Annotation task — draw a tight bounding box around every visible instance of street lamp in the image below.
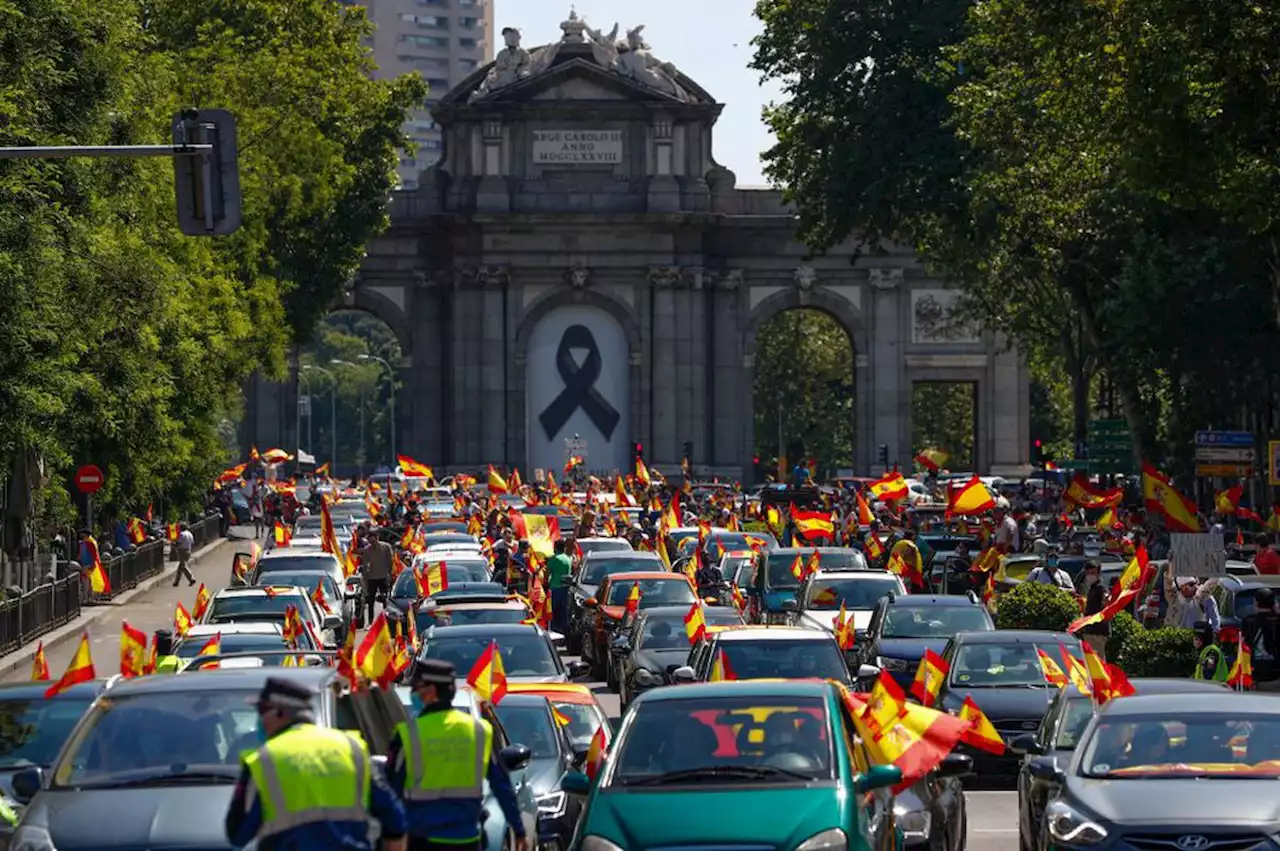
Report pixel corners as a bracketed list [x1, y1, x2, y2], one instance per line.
[296, 370, 312, 461]
[331, 359, 365, 479]
[302, 364, 337, 475]
[359, 353, 397, 465]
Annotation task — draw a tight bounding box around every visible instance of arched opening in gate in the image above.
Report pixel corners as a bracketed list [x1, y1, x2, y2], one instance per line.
[752, 308, 856, 482]
[911, 381, 977, 472]
[299, 309, 404, 479]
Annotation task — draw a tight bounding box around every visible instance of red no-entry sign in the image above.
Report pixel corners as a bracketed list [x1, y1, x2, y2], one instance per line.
[75, 465, 105, 495]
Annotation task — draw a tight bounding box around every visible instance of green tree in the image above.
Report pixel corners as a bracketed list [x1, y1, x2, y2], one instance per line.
[753, 309, 855, 475]
[910, 383, 975, 471]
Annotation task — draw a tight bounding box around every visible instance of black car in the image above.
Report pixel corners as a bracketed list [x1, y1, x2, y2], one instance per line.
[853, 592, 995, 691]
[385, 576, 504, 637]
[614, 605, 744, 708]
[566, 550, 664, 653]
[492, 694, 587, 850]
[9, 666, 408, 851]
[1013, 678, 1230, 851]
[413, 623, 589, 685]
[1023, 692, 1280, 851]
[935, 629, 1082, 776]
[894, 754, 973, 851]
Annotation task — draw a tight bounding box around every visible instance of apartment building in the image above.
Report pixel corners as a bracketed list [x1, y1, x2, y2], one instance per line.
[358, 0, 494, 189]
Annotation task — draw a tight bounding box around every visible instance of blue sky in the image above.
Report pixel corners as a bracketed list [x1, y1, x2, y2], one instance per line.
[505, 0, 783, 186]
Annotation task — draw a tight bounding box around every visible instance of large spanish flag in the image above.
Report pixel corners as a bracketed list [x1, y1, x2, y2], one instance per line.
[356, 613, 397, 686]
[397, 454, 434, 478]
[792, 509, 835, 542]
[868, 472, 909, 502]
[1141, 462, 1200, 532]
[467, 640, 509, 704]
[46, 634, 95, 698]
[509, 510, 561, 559]
[946, 475, 995, 517]
[847, 687, 968, 792]
[1068, 544, 1152, 634]
[1062, 474, 1123, 510]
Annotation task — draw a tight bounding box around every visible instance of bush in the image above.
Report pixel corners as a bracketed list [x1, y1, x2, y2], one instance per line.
[1106, 610, 1142, 662]
[994, 581, 1080, 631]
[743, 521, 771, 534]
[1117, 626, 1196, 678]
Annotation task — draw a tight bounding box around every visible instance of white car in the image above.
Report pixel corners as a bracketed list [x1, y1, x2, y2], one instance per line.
[172, 622, 323, 669]
[790, 568, 907, 637]
[424, 540, 483, 555]
[202, 585, 342, 648]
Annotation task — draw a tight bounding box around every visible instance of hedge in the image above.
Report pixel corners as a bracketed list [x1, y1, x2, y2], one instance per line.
[1106, 610, 1141, 662]
[994, 581, 1079, 632]
[1116, 626, 1196, 677]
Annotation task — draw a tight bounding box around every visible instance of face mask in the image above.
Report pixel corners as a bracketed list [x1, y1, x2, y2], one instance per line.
[1047, 556, 1059, 568]
[253, 719, 269, 746]
[410, 690, 425, 714]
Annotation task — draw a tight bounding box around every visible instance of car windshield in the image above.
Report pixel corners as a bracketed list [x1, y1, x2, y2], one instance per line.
[547, 701, 603, 749]
[255, 572, 339, 600]
[1056, 697, 1097, 750]
[882, 606, 991, 638]
[256, 555, 340, 575]
[206, 594, 308, 623]
[805, 576, 901, 610]
[393, 563, 487, 597]
[432, 607, 529, 628]
[421, 634, 559, 677]
[951, 642, 1065, 687]
[765, 554, 806, 590]
[175, 630, 314, 660]
[578, 540, 632, 558]
[718, 639, 848, 681]
[705, 533, 777, 557]
[611, 695, 833, 785]
[1080, 712, 1280, 778]
[637, 616, 689, 650]
[580, 558, 663, 585]
[53, 691, 258, 788]
[606, 579, 697, 607]
[493, 703, 559, 759]
[0, 698, 93, 769]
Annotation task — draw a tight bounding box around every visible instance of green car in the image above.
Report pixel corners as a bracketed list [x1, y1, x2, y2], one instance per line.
[562, 679, 904, 851]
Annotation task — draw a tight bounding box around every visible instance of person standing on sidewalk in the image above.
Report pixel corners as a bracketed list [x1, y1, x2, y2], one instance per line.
[173, 523, 196, 587]
[546, 539, 574, 633]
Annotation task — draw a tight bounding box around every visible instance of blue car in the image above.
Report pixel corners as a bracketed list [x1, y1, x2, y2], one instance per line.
[853, 592, 995, 691]
[750, 548, 866, 624]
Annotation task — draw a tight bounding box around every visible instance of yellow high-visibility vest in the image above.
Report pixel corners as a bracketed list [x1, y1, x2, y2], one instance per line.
[242, 724, 371, 838]
[395, 710, 492, 801]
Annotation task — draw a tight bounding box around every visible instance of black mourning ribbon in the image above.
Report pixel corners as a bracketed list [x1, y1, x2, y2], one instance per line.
[539, 324, 621, 442]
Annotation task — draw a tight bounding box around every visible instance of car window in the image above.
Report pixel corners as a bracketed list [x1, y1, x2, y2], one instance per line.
[257, 555, 341, 574]
[174, 631, 314, 661]
[1055, 697, 1097, 750]
[1080, 712, 1280, 777]
[805, 576, 902, 610]
[0, 698, 93, 769]
[717, 639, 848, 681]
[434, 607, 529, 628]
[421, 634, 559, 677]
[605, 579, 696, 607]
[881, 605, 991, 638]
[764, 553, 805, 590]
[254, 572, 339, 601]
[580, 558, 663, 585]
[207, 593, 308, 622]
[612, 696, 833, 783]
[53, 691, 260, 787]
[951, 642, 1064, 687]
[494, 702, 560, 758]
[637, 615, 688, 650]
[550, 701, 604, 749]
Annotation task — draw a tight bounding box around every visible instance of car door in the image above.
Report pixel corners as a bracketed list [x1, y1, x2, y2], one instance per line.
[480, 702, 539, 842]
[1023, 690, 1065, 846]
[857, 600, 888, 668]
[837, 696, 895, 851]
[590, 578, 614, 663]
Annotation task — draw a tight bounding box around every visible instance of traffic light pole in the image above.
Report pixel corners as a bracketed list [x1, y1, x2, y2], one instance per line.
[0, 145, 212, 159]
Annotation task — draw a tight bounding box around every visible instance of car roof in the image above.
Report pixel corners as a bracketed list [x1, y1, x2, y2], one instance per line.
[181, 622, 283, 636]
[955, 629, 1075, 643]
[885, 594, 981, 607]
[637, 679, 832, 702]
[585, 551, 662, 561]
[213, 585, 306, 597]
[768, 547, 860, 556]
[0, 679, 110, 700]
[425, 623, 547, 638]
[605, 571, 686, 582]
[106, 666, 334, 695]
[814, 569, 895, 581]
[714, 626, 833, 642]
[435, 600, 525, 611]
[260, 550, 339, 561]
[490, 693, 551, 711]
[1098, 692, 1271, 716]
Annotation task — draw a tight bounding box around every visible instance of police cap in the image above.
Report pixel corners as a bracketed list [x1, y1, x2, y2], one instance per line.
[250, 677, 316, 712]
[410, 659, 457, 686]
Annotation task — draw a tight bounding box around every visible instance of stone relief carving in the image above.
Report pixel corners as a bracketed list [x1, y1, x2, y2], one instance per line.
[477, 265, 511, 289]
[911, 288, 979, 344]
[647, 265, 682, 289]
[868, 267, 904, 290]
[565, 264, 591, 290]
[712, 269, 744, 291]
[794, 264, 817, 292]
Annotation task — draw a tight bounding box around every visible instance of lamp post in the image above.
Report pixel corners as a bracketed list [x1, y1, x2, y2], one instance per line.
[303, 364, 337, 475]
[331, 359, 365, 479]
[297, 370, 312, 461]
[359, 353, 396, 465]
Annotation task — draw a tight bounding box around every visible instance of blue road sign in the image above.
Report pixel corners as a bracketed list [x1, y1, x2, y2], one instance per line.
[1195, 430, 1254, 447]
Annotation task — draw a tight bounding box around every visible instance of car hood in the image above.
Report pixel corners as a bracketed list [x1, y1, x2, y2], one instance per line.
[29, 785, 235, 849]
[1069, 777, 1280, 825]
[523, 757, 564, 799]
[762, 590, 798, 611]
[876, 638, 949, 662]
[797, 610, 873, 633]
[589, 787, 841, 847]
[633, 649, 691, 672]
[576, 584, 599, 600]
[944, 685, 1052, 722]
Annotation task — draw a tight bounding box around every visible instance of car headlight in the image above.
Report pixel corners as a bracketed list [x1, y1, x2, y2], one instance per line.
[893, 806, 932, 842]
[633, 668, 661, 687]
[536, 791, 567, 818]
[796, 828, 847, 851]
[1046, 801, 1108, 846]
[580, 836, 625, 851]
[11, 826, 57, 851]
[879, 657, 912, 672]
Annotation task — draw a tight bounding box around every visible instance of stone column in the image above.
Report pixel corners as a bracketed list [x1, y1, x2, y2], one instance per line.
[476, 120, 509, 213]
[451, 267, 485, 465]
[990, 337, 1030, 475]
[649, 265, 681, 461]
[475, 266, 511, 465]
[868, 267, 907, 474]
[647, 117, 681, 213]
[708, 269, 744, 469]
[409, 271, 448, 465]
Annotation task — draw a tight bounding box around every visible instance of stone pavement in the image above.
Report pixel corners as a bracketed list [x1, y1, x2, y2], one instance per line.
[0, 527, 259, 682]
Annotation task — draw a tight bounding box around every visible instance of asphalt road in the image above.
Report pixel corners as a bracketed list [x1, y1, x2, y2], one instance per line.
[8, 528, 1022, 851]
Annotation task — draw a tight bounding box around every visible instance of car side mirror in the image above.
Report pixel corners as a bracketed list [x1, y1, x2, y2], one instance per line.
[322, 615, 343, 632]
[670, 665, 697, 684]
[571, 742, 591, 768]
[1009, 734, 1043, 756]
[567, 660, 591, 680]
[934, 753, 973, 779]
[781, 599, 799, 612]
[1027, 756, 1063, 783]
[499, 744, 532, 772]
[583, 597, 599, 609]
[853, 764, 902, 793]
[561, 771, 593, 795]
[12, 766, 43, 804]
[856, 664, 882, 681]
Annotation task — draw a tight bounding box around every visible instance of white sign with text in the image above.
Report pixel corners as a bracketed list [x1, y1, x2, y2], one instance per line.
[1170, 531, 1227, 576]
[532, 129, 623, 165]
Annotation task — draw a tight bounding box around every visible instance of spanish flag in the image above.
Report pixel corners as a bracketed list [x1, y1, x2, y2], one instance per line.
[336, 619, 358, 684]
[273, 522, 291, 547]
[847, 688, 968, 793]
[1215, 485, 1244, 516]
[197, 632, 221, 670]
[1059, 646, 1092, 693]
[1068, 545, 1152, 634]
[397, 454, 434, 478]
[946, 475, 995, 517]
[635, 458, 652, 488]
[834, 604, 855, 650]
[914, 448, 949, 473]
[356, 613, 397, 687]
[1228, 641, 1253, 689]
[584, 725, 608, 779]
[488, 465, 509, 494]
[683, 602, 707, 644]
[909, 649, 949, 707]
[173, 602, 193, 637]
[708, 649, 738, 682]
[419, 562, 449, 596]
[958, 697, 1005, 755]
[31, 641, 49, 681]
[1062, 474, 1123, 510]
[509, 510, 560, 559]
[261, 448, 291, 464]
[868, 472, 909, 502]
[625, 582, 642, 615]
[45, 634, 95, 698]
[311, 579, 334, 615]
[467, 640, 509, 704]
[1036, 648, 1068, 687]
[792, 510, 835, 543]
[120, 621, 147, 678]
[83, 536, 111, 595]
[1140, 462, 1200, 532]
[854, 490, 876, 526]
[167, 522, 179, 542]
[126, 517, 147, 545]
[192, 583, 211, 621]
[314, 462, 330, 477]
[861, 671, 909, 736]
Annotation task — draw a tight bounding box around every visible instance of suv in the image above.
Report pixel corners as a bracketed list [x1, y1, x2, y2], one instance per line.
[853, 592, 995, 690]
[672, 625, 867, 687]
[786, 567, 906, 641]
[9, 665, 408, 851]
[748, 547, 868, 625]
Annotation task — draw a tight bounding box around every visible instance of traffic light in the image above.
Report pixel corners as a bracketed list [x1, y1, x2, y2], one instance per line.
[877, 444, 889, 467]
[1034, 439, 1048, 468]
[682, 440, 693, 466]
[172, 108, 242, 236]
[633, 442, 644, 461]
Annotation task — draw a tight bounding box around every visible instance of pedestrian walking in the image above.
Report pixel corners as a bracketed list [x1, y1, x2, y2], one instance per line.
[173, 523, 196, 587]
[546, 539, 574, 634]
[151, 629, 183, 674]
[226, 677, 407, 850]
[388, 660, 529, 851]
[357, 528, 394, 623]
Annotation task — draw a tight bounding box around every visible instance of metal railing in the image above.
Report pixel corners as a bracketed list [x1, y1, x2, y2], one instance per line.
[0, 512, 223, 655]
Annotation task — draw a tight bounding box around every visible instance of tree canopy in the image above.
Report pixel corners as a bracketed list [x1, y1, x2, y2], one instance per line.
[0, 0, 425, 529]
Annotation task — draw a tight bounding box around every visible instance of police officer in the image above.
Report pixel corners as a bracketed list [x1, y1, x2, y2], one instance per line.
[225, 677, 408, 851]
[1192, 621, 1228, 682]
[387, 660, 529, 851]
[152, 629, 182, 674]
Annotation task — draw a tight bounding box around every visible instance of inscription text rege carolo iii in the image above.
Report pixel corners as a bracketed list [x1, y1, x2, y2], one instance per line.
[532, 130, 623, 164]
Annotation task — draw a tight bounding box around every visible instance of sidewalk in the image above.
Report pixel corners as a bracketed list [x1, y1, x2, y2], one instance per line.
[0, 528, 253, 682]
